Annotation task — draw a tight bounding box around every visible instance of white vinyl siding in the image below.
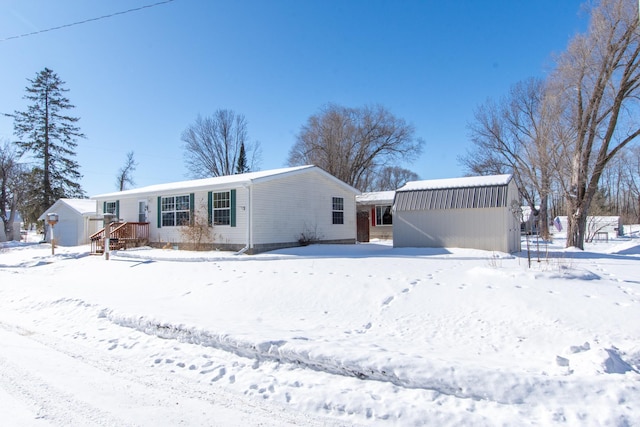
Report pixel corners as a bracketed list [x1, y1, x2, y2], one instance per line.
[250, 171, 356, 246]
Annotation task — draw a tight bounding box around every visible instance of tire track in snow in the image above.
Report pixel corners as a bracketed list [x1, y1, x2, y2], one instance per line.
[0, 341, 132, 426]
[0, 318, 342, 427]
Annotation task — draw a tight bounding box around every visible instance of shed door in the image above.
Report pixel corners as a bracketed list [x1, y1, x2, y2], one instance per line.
[357, 211, 370, 242]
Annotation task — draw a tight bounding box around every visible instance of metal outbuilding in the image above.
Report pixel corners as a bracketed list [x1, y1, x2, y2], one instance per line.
[393, 174, 521, 253]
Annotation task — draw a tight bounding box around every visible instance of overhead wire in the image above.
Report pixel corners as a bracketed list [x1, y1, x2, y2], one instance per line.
[0, 0, 176, 42]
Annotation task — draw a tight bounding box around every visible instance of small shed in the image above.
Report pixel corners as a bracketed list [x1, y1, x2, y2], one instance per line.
[356, 191, 395, 241]
[38, 199, 100, 246]
[393, 174, 521, 253]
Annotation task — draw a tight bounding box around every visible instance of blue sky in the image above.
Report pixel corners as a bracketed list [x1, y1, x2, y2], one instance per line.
[0, 0, 587, 197]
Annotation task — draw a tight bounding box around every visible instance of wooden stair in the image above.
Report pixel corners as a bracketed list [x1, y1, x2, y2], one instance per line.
[90, 222, 150, 254]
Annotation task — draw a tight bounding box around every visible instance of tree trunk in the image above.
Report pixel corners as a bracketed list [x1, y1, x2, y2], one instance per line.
[538, 194, 550, 240]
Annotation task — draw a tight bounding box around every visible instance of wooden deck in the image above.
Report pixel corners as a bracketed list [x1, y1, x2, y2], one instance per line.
[90, 222, 150, 254]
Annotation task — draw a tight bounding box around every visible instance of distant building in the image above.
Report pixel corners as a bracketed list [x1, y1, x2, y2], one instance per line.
[356, 191, 395, 242]
[0, 211, 22, 242]
[554, 216, 622, 241]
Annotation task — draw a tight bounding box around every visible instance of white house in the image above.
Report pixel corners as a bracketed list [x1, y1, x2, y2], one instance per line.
[553, 215, 623, 241]
[0, 211, 22, 242]
[91, 165, 360, 254]
[38, 199, 101, 246]
[393, 174, 521, 253]
[356, 191, 395, 242]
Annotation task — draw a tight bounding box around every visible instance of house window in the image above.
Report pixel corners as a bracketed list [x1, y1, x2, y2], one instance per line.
[213, 191, 230, 225]
[105, 201, 117, 215]
[161, 195, 190, 227]
[376, 205, 393, 225]
[332, 197, 344, 224]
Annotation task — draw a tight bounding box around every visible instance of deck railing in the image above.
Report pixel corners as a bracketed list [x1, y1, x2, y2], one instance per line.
[90, 222, 149, 254]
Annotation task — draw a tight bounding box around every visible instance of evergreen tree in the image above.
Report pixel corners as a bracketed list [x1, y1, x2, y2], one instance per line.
[236, 141, 249, 174]
[10, 68, 85, 216]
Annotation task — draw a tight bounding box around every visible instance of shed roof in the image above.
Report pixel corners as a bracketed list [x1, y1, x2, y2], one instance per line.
[92, 165, 360, 199]
[38, 198, 98, 221]
[394, 174, 513, 211]
[398, 174, 512, 192]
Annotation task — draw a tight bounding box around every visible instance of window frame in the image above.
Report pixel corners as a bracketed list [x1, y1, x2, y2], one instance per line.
[105, 201, 117, 215]
[332, 196, 344, 225]
[212, 191, 231, 226]
[375, 204, 393, 226]
[161, 194, 191, 227]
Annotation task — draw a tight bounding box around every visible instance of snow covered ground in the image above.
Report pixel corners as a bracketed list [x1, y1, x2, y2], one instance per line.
[1, 230, 639, 426]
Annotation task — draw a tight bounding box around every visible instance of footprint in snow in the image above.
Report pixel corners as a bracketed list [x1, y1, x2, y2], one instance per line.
[210, 367, 226, 382]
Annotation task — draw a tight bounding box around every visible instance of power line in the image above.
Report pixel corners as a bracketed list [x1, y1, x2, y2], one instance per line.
[0, 0, 176, 42]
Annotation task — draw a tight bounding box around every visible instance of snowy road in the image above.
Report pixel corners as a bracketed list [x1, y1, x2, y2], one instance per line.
[0, 321, 340, 427]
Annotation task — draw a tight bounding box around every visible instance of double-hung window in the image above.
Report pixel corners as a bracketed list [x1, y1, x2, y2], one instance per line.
[376, 205, 393, 225]
[161, 195, 190, 226]
[105, 201, 117, 215]
[212, 191, 230, 225]
[332, 197, 344, 225]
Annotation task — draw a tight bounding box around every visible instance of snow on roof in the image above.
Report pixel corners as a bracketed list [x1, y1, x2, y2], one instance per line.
[356, 191, 395, 204]
[62, 198, 98, 215]
[37, 198, 98, 221]
[91, 165, 318, 199]
[397, 174, 512, 192]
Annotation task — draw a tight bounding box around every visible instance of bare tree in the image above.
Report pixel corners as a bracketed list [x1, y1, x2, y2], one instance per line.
[550, 0, 640, 249]
[182, 110, 261, 178]
[461, 78, 560, 240]
[288, 104, 424, 190]
[116, 151, 137, 191]
[368, 166, 419, 191]
[0, 142, 26, 239]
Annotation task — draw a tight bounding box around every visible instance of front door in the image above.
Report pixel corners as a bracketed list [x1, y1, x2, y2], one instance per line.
[357, 210, 370, 242]
[138, 200, 148, 223]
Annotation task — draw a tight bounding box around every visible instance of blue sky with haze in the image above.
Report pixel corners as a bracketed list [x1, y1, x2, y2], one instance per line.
[0, 0, 587, 196]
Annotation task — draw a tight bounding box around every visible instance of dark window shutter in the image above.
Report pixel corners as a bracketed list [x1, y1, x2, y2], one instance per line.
[103, 201, 106, 214]
[116, 200, 120, 220]
[230, 189, 236, 227]
[157, 196, 162, 228]
[371, 207, 376, 227]
[189, 193, 195, 226]
[207, 192, 213, 226]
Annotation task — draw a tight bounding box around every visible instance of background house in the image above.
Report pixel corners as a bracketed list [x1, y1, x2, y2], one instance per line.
[38, 199, 101, 246]
[92, 165, 360, 254]
[0, 211, 22, 242]
[553, 215, 622, 241]
[393, 174, 521, 253]
[356, 191, 395, 242]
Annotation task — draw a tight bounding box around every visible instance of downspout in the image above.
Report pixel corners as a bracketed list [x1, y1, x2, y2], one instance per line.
[235, 181, 252, 255]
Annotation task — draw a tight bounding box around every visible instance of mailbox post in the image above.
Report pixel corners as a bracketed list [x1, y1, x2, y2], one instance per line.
[103, 213, 116, 260]
[46, 213, 59, 255]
